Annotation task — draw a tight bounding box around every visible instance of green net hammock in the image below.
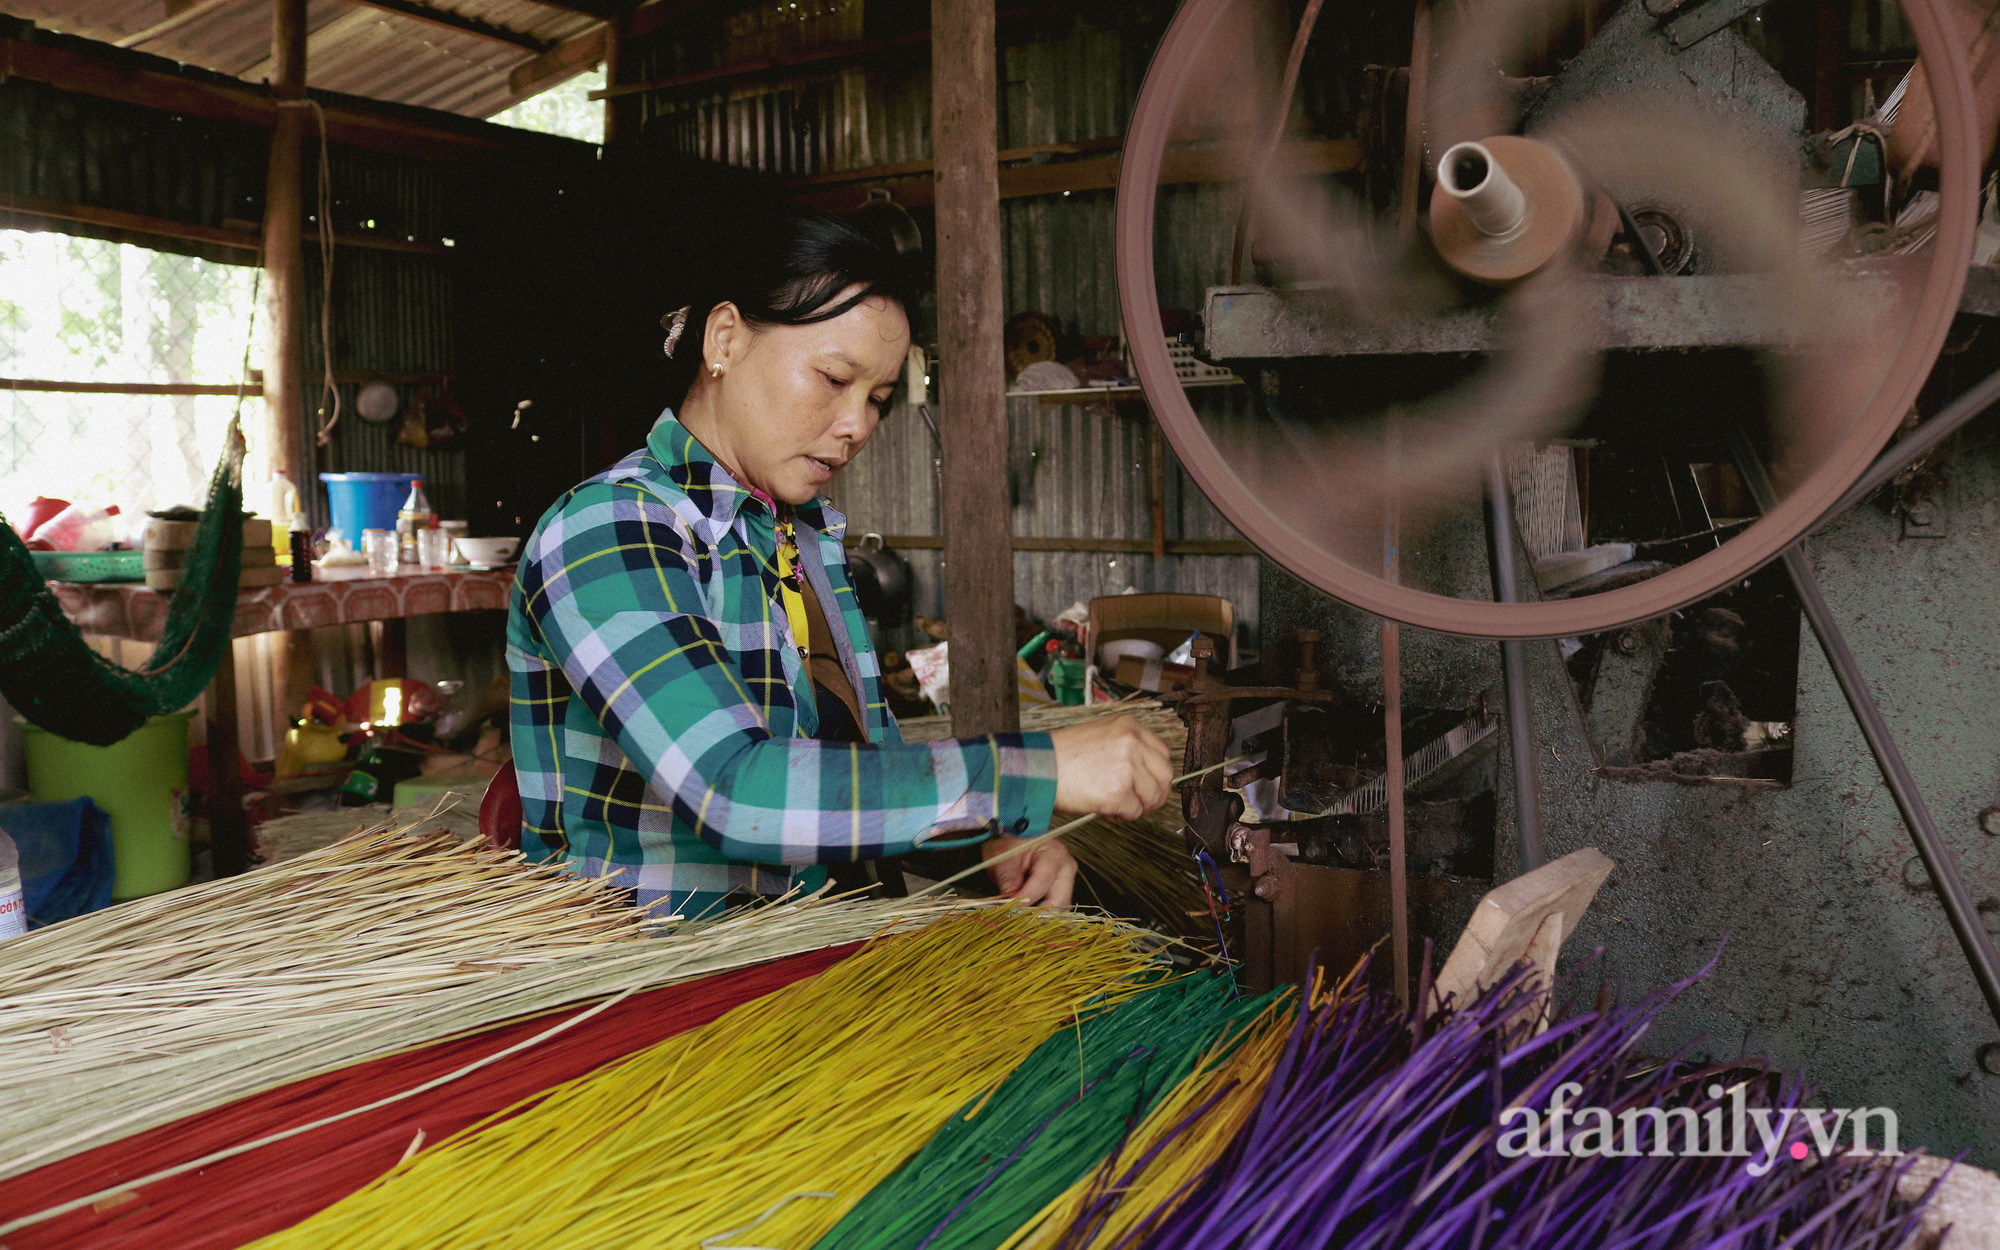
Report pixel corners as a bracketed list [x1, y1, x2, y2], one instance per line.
[0, 421, 246, 747]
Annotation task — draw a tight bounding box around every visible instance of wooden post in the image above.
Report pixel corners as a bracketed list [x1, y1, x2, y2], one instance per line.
[1385, 415, 1408, 1009]
[261, 0, 308, 501]
[1397, 0, 1432, 244]
[206, 641, 251, 876]
[932, 0, 1016, 735]
[372, 619, 408, 679]
[601, 13, 626, 147]
[1813, 0, 1842, 131]
[1147, 414, 1168, 561]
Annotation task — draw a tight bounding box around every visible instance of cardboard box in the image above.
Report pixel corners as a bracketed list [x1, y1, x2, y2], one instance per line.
[1088, 593, 1236, 671]
[1114, 654, 1197, 693]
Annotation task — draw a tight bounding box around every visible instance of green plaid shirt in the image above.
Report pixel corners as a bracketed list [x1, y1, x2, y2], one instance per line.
[507, 412, 1058, 916]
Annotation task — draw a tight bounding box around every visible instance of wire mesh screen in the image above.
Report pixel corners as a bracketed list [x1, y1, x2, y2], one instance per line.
[0, 227, 264, 523]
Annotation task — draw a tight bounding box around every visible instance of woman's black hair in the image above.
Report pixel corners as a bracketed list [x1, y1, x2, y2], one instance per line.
[662, 207, 922, 407]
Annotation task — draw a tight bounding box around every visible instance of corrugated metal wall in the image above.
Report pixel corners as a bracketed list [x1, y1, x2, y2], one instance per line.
[831, 391, 1261, 648]
[0, 72, 267, 256]
[297, 146, 475, 524]
[627, 7, 1263, 647]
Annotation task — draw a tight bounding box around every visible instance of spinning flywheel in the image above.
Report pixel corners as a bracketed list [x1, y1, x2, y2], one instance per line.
[1116, 0, 1981, 640]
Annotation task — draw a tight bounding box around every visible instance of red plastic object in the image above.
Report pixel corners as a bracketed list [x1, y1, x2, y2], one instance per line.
[21, 496, 68, 539]
[480, 762, 523, 851]
[304, 686, 347, 727]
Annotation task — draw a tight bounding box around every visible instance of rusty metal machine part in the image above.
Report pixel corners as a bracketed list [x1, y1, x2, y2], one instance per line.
[1607, 206, 1693, 275]
[1114, 0, 1981, 639]
[1178, 636, 1236, 859]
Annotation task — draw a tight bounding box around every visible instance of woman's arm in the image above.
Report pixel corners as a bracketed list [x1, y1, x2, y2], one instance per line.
[516, 480, 1056, 864]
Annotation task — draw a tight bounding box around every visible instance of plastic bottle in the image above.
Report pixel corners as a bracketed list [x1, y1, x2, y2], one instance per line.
[396, 479, 432, 566]
[269, 471, 300, 560]
[289, 512, 313, 583]
[0, 831, 25, 941]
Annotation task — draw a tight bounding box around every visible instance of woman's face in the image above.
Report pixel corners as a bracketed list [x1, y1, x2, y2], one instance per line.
[687, 287, 910, 506]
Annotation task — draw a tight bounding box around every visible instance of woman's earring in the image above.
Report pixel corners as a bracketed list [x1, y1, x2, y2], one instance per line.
[709, 362, 723, 377]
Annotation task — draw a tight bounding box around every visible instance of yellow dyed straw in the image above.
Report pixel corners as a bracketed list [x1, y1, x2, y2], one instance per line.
[251, 908, 1156, 1250]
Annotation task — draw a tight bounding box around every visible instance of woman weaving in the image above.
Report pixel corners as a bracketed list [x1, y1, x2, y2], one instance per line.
[506, 211, 1172, 920]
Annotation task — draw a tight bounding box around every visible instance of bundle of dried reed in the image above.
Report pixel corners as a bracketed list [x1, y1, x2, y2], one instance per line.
[250, 909, 1159, 1250]
[0, 818, 991, 1184]
[902, 702, 1208, 937]
[897, 698, 1187, 756]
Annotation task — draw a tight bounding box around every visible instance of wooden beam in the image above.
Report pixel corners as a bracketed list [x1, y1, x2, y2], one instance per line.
[788, 138, 1362, 211]
[2, 378, 264, 395]
[506, 24, 606, 97]
[933, 0, 1015, 736]
[783, 135, 1124, 188]
[839, 535, 1258, 555]
[252, 368, 457, 385]
[515, 0, 629, 16]
[345, 0, 551, 52]
[0, 37, 562, 168]
[0, 191, 259, 253]
[0, 191, 456, 256]
[595, 24, 931, 99]
[263, 0, 309, 501]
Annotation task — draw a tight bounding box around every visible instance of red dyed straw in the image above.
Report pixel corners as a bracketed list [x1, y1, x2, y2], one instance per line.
[0, 942, 861, 1249]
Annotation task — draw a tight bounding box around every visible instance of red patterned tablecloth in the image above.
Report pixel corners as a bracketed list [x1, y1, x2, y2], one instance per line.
[52, 565, 517, 642]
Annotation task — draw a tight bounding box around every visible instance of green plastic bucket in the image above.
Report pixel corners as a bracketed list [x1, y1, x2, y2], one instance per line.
[20, 711, 194, 899]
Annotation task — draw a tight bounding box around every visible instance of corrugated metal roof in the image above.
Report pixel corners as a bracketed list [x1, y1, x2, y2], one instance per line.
[0, 0, 598, 117]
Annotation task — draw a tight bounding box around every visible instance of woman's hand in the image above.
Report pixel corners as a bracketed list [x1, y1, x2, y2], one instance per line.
[982, 835, 1079, 907]
[1048, 715, 1174, 820]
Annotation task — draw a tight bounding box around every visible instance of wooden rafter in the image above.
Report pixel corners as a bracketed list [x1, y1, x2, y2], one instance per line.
[785, 138, 1363, 211]
[0, 36, 581, 168]
[345, 0, 552, 53]
[506, 23, 606, 98]
[513, 0, 631, 16]
[114, 0, 237, 49]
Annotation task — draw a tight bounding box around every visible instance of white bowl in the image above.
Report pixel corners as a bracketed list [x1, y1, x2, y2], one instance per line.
[453, 537, 520, 566]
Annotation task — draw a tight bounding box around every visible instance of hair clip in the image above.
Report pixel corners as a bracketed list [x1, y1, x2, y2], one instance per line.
[661, 305, 691, 359]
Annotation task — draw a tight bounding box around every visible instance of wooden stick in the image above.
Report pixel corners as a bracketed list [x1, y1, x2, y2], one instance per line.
[1385, 414, 1408, 1010]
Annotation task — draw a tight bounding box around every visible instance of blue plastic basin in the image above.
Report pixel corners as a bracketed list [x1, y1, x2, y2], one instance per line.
[320, 472, 416, 543]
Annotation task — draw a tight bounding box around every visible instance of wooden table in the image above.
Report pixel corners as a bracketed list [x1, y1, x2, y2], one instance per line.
[53, 565, 515, 875]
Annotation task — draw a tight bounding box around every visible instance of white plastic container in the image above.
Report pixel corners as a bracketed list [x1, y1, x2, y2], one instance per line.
[270, 470, 300, 561]
[0, 831, 24, 941]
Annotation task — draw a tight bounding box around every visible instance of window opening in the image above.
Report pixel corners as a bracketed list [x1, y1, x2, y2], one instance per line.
[0, 229, 264, 523]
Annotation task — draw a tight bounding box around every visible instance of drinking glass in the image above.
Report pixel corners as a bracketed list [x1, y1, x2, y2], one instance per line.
[418, 527, 452, 570]
[362, 528, 398, 576]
